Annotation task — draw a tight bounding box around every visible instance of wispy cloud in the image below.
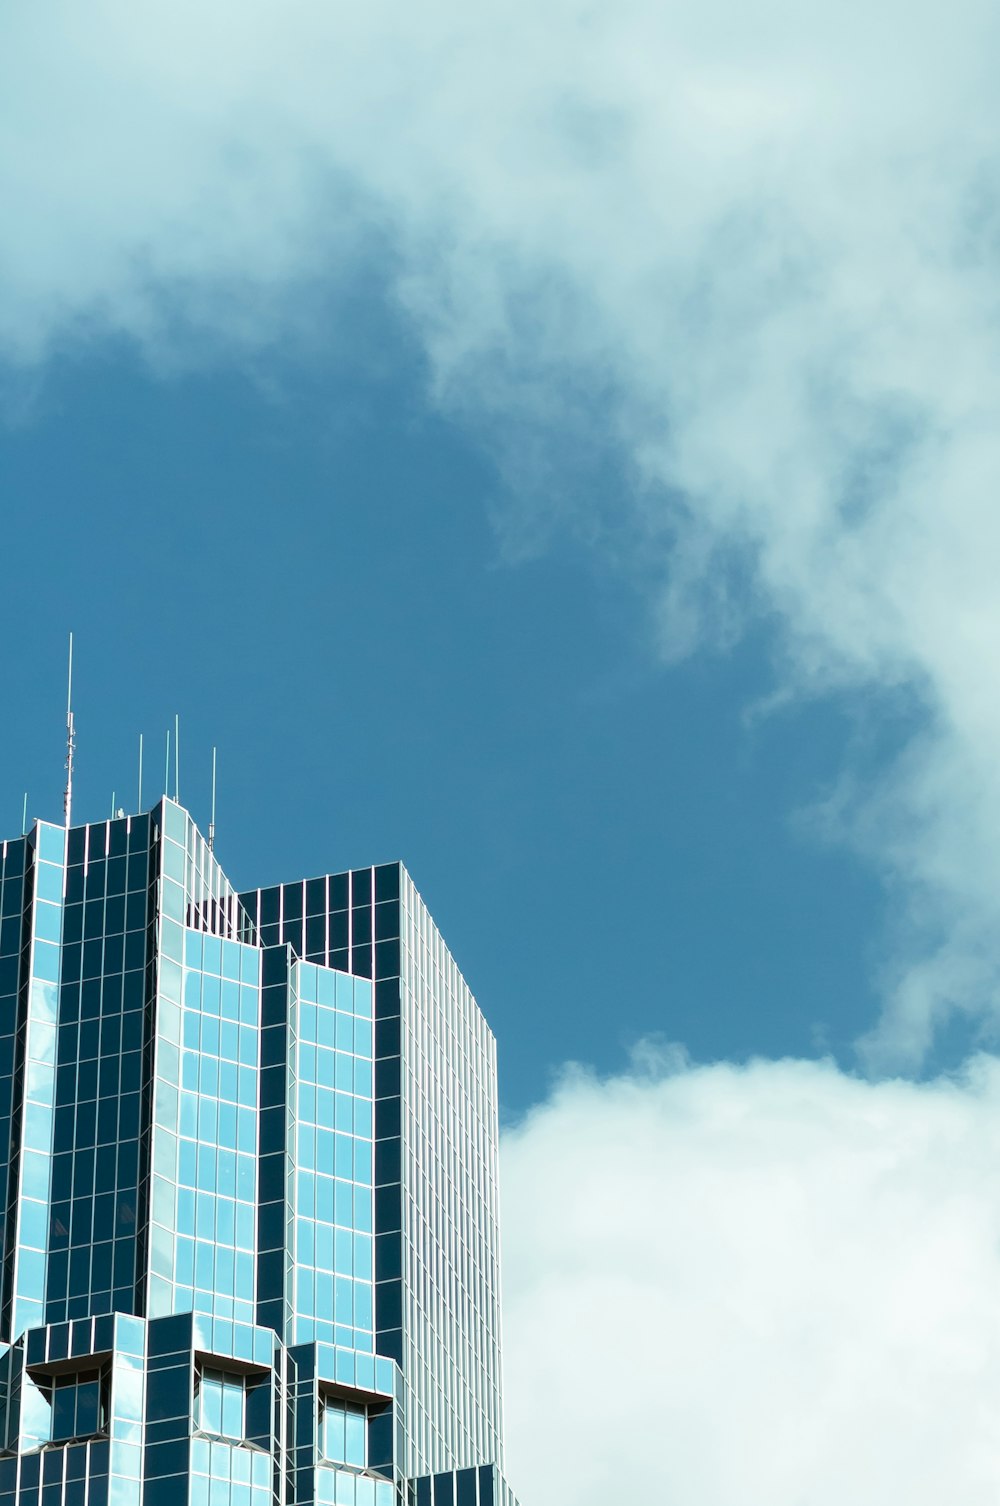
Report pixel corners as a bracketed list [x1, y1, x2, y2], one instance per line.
[502, 1048, 1000, 1504]
[6, 0, 1000, 1060]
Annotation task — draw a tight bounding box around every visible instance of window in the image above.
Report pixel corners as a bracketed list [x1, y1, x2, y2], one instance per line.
[197, 1368, 245, 1440]
[321, 1398, 366, 1468]
[46, 1368, 109, 1443]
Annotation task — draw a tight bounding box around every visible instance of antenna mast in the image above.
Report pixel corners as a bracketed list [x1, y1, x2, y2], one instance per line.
[64, 633, 75, 829]
[208, 747, 217, 853]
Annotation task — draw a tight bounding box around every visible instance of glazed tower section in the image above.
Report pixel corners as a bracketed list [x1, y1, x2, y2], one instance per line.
[0, 801, 518, 1506]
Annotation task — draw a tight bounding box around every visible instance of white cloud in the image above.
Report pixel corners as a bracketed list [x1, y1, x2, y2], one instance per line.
[6, 1, 1000, 1058]
[501, 1050, 1000, 1505]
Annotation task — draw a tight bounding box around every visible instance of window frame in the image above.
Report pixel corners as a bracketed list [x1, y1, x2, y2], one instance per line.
[320, 1394, 367, 1470]
[39, 1365, 111, 1445]
[196, 1366, 246, 1442]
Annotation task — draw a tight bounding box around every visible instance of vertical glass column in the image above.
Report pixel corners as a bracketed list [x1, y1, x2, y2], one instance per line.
[173, 930, 260, 1334]
[398, 871, 505, 1478]
[256, 947, 290, 1338]
[148, 799, 261, 1329]
[107, 1314, 147, 1506]
[287, 963, 374, 1350]
[9, 823, 65, 1339]
[49, 813, 154, 1327]
[146, 803, 187, 1319]
[0, 836, 28, 1344]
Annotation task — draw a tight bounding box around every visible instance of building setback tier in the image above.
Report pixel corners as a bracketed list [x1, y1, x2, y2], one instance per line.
[0, 801, 520, 1506]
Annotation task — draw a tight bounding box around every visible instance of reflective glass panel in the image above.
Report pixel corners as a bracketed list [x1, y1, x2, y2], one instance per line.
[322, 1400, 366, 1468]
[198, 1368, 245, 1441]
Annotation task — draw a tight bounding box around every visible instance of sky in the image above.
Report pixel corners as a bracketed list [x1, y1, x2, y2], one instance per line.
[4, 2, 1000, 1499]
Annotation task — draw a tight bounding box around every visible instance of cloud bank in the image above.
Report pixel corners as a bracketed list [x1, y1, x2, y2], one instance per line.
[501, 1051, 1000, 1504]
[6, 1, 1000, 1060]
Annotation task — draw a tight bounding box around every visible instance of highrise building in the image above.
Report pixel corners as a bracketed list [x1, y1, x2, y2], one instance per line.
[0, 801, 519, 1506]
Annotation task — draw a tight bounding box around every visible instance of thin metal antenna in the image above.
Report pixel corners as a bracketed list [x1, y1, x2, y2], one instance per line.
[110, 791, 116, 820]
[164, 728, 170, 798]
[174, 714, 180, 804]
[64, 633, 75, 829]
[137, 733, 144, 813]
[21, 793, 27, 836]
[208, 747, 217, 853]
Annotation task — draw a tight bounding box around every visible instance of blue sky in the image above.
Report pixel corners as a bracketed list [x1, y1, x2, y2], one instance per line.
[7, 5, 1000, 1501]
[2, 337, 887, 1104]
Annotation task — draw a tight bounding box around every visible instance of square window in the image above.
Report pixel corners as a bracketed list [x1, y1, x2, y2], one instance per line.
[197, 1368, 246, 1441]
[43, 1367, 110, 1444]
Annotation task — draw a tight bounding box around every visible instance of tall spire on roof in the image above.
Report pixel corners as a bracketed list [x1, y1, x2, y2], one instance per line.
[63, 632, 75, 829]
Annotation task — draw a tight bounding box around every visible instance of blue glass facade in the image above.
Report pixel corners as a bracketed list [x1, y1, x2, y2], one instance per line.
[238, 867, 505, 1480]
[0, 802, 518, 1506]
